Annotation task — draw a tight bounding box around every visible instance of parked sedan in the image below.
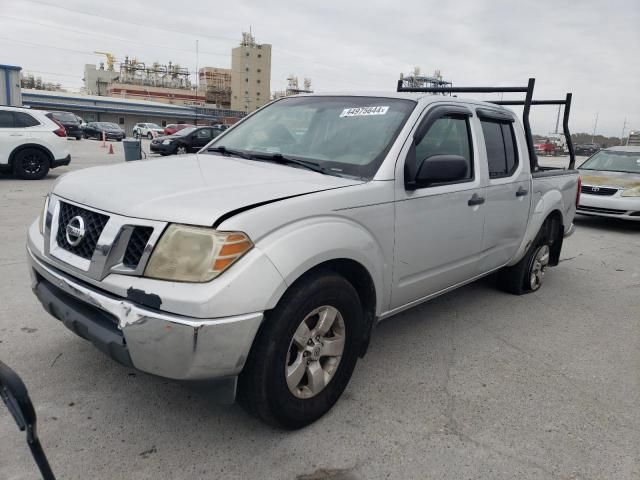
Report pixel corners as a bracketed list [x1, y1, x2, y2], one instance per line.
[575, 143, 601, 156]
[45, 111, 84, 140]
[577, 146, 640, 221]
[163, 123, 195, 135]
[83, 122, 125, 141]
[150, 126, 221, 155]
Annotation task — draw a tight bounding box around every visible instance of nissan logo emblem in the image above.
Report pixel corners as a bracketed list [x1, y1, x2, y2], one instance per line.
[65, 216, 86, 246]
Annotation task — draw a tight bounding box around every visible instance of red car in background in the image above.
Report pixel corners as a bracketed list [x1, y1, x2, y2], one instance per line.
[164, 123, 195, 135]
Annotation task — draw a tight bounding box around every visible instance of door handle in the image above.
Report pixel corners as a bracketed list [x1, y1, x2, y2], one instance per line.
[467, 193, 485, 206]
[516, 186, 529, 197]
[9, 134, 24, 137]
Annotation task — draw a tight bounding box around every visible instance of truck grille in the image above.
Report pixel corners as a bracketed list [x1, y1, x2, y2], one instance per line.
[123, 226, 153, 269]
[56, 202, 109, 260]
[581, 185, 618, 196]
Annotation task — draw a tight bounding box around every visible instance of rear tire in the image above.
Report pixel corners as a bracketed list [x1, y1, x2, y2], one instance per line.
[147, 132, 153, 140]
[498, 226, 552, 295]
[13, 148, 50, 180]
[238, 271, 364, 429]
[76, 135, 82, 141]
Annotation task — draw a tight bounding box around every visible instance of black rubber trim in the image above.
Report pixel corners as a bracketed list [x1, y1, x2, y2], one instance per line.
[33, 272, 133, 368]
[52, 154, 71, 168]
[476, 108, 515, 122]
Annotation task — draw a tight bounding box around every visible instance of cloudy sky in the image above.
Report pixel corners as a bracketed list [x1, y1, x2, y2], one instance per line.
[1, 0, 638, 136]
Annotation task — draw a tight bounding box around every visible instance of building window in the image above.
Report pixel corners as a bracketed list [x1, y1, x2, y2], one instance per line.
[234, 95, 238, 99]
[257, 79, 261, 83]
[257, 54, 262, 58]
[257, 68, 261, 73]
[246, 52, 250, 57]
[245, 67, 249, 72]
[257, 92, 260, 96]
[161, 120, 167, 127]
[118, 117, 125, 125]
[245, 78, 249, 82]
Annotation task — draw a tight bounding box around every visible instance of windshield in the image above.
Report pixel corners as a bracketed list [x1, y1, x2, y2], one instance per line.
[174, 127, 196, 136]
[52, 112, 78, 122]
[98, 122, 120, 129]
[579, 150, 640, 174]
[206, 96, 416, 178]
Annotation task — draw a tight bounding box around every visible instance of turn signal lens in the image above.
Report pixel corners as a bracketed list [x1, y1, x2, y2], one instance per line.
[39, 195, 50, 235]
[144, 225, 253, 282]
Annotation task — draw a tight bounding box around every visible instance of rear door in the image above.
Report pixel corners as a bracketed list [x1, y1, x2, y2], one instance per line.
[0, 111, 26, 165]
[391, 104, 487, 309]
[476, 109, 531, 272]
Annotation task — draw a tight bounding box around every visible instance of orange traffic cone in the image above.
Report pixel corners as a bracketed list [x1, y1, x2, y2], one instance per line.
[108, 144, 114, 154]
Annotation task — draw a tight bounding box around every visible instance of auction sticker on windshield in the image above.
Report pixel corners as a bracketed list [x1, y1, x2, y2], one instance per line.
[340, 106, 389, 117]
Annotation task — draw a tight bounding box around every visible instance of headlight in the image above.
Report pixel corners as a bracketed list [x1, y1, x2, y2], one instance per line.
[620, 187, 640, 197]
[144, 225, 253, 282]
[39, 195, 50, 235]
[162, 139, 173, 145]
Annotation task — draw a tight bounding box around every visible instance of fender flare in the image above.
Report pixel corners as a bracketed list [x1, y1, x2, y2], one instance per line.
[258, 216, 386, 317]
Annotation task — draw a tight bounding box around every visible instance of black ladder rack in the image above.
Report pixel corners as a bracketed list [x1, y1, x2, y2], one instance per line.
[396, 78, 576, 171]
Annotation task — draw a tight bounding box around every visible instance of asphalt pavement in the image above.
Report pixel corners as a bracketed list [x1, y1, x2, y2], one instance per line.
[1, 141, 638, 479]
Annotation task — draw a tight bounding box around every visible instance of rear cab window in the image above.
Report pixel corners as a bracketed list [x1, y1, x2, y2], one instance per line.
[480, 118, 519, 178]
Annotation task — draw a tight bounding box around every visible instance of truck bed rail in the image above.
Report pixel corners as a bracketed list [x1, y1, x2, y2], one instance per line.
[396, 78, 576, 171]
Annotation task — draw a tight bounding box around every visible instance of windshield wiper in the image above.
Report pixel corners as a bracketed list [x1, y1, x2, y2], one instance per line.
[207, 145, 254, 160]
[252, 152, 328, 175]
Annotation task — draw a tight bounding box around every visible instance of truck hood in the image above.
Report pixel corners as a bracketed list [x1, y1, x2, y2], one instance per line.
[53, 154, 363, 226]
[579, 170, 640, 189]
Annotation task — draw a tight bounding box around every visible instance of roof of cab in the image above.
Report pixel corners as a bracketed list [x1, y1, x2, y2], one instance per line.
[295, 91, 512, 110]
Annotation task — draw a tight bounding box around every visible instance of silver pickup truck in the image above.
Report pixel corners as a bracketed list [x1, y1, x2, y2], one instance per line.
[27, 79, 580, 428]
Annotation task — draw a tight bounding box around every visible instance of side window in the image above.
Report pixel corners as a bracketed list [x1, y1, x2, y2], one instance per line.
[118, 117, 125, 125]
[480, 119, 519, 178]
[15, 113, 40, 128]
[414, 116, 473, 182]
[0, 111, 15, 128]
[197, 129, 212, 139]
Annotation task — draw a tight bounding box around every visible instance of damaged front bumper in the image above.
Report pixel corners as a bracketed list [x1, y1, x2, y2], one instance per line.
[28, 247, 263, 391]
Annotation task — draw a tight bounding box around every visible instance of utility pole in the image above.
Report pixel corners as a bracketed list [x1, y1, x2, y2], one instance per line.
[195, 39, 199, 125]
[591, 112, 599, 144]
[620, 118, 627, 145]
[554, 104, 561, 134]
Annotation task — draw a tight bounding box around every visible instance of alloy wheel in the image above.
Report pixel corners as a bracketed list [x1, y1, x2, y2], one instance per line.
[285, 305, 346, 399]
[529, 245, 550, 291]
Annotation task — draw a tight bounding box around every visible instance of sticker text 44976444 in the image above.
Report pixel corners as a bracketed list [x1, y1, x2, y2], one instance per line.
[340, 106, 389, 117]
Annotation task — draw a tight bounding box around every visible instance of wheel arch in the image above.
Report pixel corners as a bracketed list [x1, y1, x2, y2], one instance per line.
[9, 143, 55, 168]
[268, 257, 378, 358]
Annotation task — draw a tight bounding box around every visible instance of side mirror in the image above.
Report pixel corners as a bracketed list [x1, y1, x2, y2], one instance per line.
[0, 361, 55, 479]
[415, 154, 468, 187]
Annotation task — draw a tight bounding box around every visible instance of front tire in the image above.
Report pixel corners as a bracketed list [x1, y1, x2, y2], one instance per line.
[13, 148, 50, 180]
[176, 144, 188, 155]
[238, 271, 364, 429]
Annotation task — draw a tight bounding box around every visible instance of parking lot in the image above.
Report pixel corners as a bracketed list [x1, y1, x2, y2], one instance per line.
[1, 139, 639, 479]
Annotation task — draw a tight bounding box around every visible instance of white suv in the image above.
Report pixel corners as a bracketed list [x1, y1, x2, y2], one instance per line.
[0, 106, 71, 180]
[133, 123, 164, 139]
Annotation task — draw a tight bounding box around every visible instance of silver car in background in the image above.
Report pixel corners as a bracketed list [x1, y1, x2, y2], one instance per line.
[577, 146, 640, 221]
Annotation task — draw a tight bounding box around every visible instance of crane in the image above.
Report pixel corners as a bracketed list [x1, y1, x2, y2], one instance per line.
[94, 51, 116, 71]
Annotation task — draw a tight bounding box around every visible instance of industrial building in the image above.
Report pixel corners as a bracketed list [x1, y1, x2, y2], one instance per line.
[199, 67, 232, 109]
[20, 89, 244, 135]
[231, 32, 272, 112]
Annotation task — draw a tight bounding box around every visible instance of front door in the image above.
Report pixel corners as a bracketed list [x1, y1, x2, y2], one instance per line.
[391, 106, 486, 310]
[192, 128, 214, 151]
